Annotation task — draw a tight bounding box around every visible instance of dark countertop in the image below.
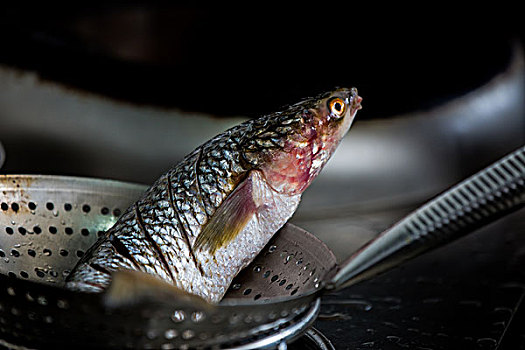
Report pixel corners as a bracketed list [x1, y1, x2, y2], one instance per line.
[311, 208, 525, 349]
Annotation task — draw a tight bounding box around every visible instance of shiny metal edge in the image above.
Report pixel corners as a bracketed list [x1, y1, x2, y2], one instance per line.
[0, 174, 148, 195]
[228, 298, 321, 350]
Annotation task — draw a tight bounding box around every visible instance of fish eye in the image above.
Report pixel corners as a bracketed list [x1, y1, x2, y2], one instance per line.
[328, 97, 346, 118]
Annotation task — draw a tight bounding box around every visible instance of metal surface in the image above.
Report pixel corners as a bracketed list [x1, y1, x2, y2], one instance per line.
[289, 327, 335, 350]
[0, 175, 145, 282]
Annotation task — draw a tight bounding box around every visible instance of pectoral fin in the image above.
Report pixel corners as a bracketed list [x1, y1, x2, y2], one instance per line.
[194, 171, 261, 254]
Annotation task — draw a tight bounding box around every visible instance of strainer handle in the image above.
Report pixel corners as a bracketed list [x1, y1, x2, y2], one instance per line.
[328, 145, 525, 291]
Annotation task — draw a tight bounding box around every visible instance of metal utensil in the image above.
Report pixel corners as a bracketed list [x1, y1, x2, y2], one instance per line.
[1, 145, 524, 349]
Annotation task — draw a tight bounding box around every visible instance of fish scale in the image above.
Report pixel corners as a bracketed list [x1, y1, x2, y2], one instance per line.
[66, 88, 362, 303]
[68, 123, 251, 299]
[138, 174, 202, 291]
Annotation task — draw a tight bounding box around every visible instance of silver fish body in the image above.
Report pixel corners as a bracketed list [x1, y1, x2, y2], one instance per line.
[66, 88, 362, 303]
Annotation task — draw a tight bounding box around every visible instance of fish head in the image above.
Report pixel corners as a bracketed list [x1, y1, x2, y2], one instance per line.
[306, 87, 362, 168]
[251, 87, 362, 195]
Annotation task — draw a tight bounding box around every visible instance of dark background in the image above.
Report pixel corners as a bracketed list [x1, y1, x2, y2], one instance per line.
[0, 5, 522, 118]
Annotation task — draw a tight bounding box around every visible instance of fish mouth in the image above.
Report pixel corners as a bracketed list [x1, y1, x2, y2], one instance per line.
[349, 87, 363, 114]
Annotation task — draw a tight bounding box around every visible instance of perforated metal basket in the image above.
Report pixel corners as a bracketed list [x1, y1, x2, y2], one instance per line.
[0, 175, 334, 349]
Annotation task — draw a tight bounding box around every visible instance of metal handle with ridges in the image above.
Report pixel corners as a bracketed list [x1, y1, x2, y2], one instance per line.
[329, 145, 525, 291]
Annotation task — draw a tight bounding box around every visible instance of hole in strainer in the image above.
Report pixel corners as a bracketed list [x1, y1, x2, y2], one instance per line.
[5, 227, 14, 235]
[82, 204, 91, 213]
[1, 203, 8, 211]
[64, 203, 72, 211]
[11, 203, 19, 212]
[164, 329, 178, 340]
[181, 330, 194, 340]
[28, 202, 37, 210]
[46, 202, 54, 211]
[171, 310, 185, 323]
[37, 296, 48, 306]
[57, 299, 69, 309]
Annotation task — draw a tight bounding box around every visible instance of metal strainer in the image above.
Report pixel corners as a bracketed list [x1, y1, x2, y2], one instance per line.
[0, 175, 332, 349]
[1, 145, 524, 349]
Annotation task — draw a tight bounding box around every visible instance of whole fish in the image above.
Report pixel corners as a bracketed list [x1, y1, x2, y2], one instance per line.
[66, 88, 362, 303]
